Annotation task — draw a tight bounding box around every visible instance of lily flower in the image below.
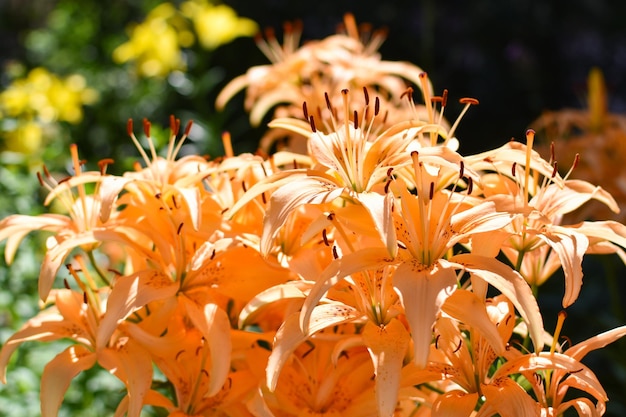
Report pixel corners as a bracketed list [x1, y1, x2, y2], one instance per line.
[0, 283, 153, 417]
[468, 131, 626, 307]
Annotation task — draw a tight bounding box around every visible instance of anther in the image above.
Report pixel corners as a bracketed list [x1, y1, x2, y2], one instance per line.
[210, 249, 216, 260]
[309, 115, 317, 132]
[63, 279, 71, 290]
[325, 92, 333, 111]
[322, 229, 330, 246]
[127, 118, 134, 136]
[374, 97, 380, 116]
[551, 162, 558, 178]
[184, 120, 193, 136]
[354, 110, 358, 129]
[363, 86, 370, 105]
[332, 246, 339, 259]
[459, 160, 464, 179]
[177, 223, 184, 235]
[441, 89, 448, 107]
[511, 162, 517, 177]
[459, 97, 479, 105]
[467, 176, 473, 194]
[303, 101, 309, 120]
[143, 118, 151, 137]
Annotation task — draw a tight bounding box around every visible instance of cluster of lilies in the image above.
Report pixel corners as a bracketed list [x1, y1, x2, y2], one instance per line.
[1, 13, 625, 417]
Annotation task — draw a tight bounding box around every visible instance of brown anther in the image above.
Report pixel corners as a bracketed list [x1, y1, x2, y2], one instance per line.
[127, 118, 134, 136]
[363, 87, 370, 105]
[302, 101, 309, 120]
[397, 241, 407, 250]
[400, 87, 414, 101]
[353, 110, 358, 129]
[435, 334, 440, 349]
[184, 120, 193, 136]
[511, 162, 517, 177]
[374, 96, 380, 116]
[98, 158, 115, 174]
[83, 292, 88, 304]
[241, 181, 247, 192]
[210, 249, 216, 260]
[63, 279, 71, 290]
[322, 229, 330, 246]
[327, 212, 336, 221]
[169, 115, 180, 135]
[332, 246, 339, 259]
[441, 89, 448, 107]
[325, 91, 333, 111]
[36, 171, 45, 187]
[177, 223, 184, 235]
[429, 182, 435, 200]
[384, 179, 392, 194]
[467, 176, 473, 194]
[551, 161, 558, 178]
[261, 192, 267, 204]
[309, 115, 317, 132]
[143, 118, 151, 137]
[459, 97, 479, 105]
[572, 153, 580, 169]
[459, 160, 465, 179]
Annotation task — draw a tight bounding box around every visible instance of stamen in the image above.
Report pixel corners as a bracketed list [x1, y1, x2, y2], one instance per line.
[467, 176, 473, 194]
[374, 96, 380, 116]
[309, 115, 317, 133]
[459, 160, 465, 179]
[363, 86, 370, 106]
[222, 131, 234, 158]
[322, 229, 330, 246]
[303, 101, 309, 120]
[550, 310, 567, 355]
[429, 182, 435, 200]
[354, 110, 358, 130]
[332, 245, 339, 259]
[169, 115, 180, 136]
[143, 118, 151, 138]
[177, 223, 184, 235]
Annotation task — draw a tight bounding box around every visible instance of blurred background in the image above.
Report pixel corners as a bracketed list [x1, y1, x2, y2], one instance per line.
[1, 0, 625, 415]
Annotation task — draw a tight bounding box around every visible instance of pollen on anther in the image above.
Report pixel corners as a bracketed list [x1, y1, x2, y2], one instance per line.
[309, 115, 317, 133]
[143, 118, 151, 137]
[459, 97, 479, 105]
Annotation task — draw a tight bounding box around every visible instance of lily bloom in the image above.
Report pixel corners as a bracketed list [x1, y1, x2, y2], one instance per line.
[0, 284, 153, 417]
[468, 131, 626, 307]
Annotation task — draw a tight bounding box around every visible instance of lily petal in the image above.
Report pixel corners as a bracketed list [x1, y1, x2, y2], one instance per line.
[393, 260, 457, 368]
[362, 318, 410, 417]
[40, 345, 96, 417]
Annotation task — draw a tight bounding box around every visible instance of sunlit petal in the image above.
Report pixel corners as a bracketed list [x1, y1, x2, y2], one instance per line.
[40, 345, 96, 417]
[362, 318, 410, 417]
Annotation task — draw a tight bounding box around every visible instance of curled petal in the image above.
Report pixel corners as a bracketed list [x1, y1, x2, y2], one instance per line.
[41, 345, 96, 417]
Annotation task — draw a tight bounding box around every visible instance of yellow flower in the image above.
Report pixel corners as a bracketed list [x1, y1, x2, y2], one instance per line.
[113, 3, 186, 77]
[181, 0, 258, 50]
